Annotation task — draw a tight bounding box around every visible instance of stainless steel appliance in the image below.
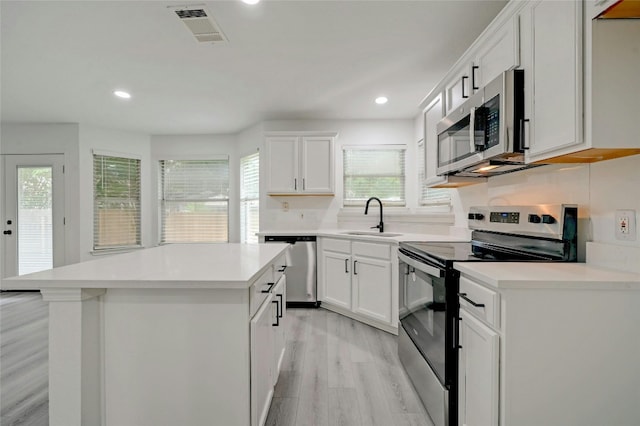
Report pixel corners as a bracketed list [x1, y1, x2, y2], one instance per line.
[398, 204, 578, 426]
[436, 69, 540, 178]
[264, 235, 319, 308]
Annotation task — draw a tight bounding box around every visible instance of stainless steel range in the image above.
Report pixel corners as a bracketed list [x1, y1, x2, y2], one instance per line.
[398, 204, 578, 426]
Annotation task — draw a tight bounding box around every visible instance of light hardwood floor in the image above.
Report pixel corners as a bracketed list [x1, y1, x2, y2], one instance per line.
[266, 308, 434, 426]
[0, 291, 49, 426]
[0, 295, 433, 426]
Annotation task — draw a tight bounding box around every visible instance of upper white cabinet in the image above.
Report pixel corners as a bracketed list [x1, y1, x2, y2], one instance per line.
[265, 133, 336, 195]
[471, 15, 520, 91]
[520, 0, 584, 162]
[445, 66, 471, 114]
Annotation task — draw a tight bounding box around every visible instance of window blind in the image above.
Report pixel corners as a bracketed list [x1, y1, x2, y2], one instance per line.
[240, 152, 260, 244]
[93, 154, 141, 250]
[159, 159, 229, 243]
[343, 146, 406, 207]
[418, 139, 451, 205]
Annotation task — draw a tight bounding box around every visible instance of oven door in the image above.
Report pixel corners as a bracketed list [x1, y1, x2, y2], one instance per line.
[398, 251, 448, 384]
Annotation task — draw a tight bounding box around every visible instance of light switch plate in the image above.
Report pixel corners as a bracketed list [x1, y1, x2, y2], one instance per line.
[615, 209, 636, 241]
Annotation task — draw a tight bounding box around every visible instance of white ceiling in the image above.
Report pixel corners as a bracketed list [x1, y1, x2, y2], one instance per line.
[1, 0, 507, 135]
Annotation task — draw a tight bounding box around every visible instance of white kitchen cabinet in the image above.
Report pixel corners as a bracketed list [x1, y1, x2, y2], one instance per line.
[423, 93, 447, 187]
[272, 274, 287, 386]
[319, 237, 396, 333]
[322, 250, 352, 310]
[455, 263, 640, 426]
[520, 0, 584, 162]
[352, 255, 392, 324]
[250, 290, 275, 426]
[444, 66, 470, 114]
[472, 14, 520, 91]
[458, 308, 499, 426]
[265, 133, 335, 195]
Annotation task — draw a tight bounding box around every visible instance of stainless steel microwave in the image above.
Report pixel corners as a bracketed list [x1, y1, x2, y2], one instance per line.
[436, 69, 525, 176]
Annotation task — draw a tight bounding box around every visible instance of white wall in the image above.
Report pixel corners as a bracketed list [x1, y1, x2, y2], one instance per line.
[150, 134, 240, 243]
[78, 125, 151, 261]
[1, 123, 81, 266]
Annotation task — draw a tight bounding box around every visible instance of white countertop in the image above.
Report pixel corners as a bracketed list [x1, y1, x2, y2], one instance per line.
[454, 261, 640, 290]
[258, 229, 469, 244]
[2, 243, 289, 290]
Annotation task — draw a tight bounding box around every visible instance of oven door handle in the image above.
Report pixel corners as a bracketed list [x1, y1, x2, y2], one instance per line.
[398, 252, 444, 278]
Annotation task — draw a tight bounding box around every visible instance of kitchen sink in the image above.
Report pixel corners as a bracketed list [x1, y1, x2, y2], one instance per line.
[340, 231, 403, 237]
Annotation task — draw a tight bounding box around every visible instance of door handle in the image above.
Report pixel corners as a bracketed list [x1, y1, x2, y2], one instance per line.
[345, 258, 349, 273]
[353, 260, 358, 275]
[272, 300, 280, 326]
[472, 65, 479, 90]
[261, 282, 275, 293]
[3, 230, 12, 235]
[277, 265, 287, 272]
[276, 294, 283, 318]
[294, 178, 297, 190]
[461, 75, 469, 98]
[458, 293, 485, 308]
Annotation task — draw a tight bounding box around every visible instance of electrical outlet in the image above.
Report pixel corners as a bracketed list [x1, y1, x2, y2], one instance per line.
[615, 209, 636, 241]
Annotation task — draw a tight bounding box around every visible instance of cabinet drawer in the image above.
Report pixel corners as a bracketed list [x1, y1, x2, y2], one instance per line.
[250, 268, 275, 318]
[459, 277, 500, 328]
[352, 241, 390, 260]
[273, 252, 288, 283]
[322, 238, 351, 254]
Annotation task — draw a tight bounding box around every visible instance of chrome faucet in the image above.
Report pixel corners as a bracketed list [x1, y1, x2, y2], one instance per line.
[364, 197, 384, 233]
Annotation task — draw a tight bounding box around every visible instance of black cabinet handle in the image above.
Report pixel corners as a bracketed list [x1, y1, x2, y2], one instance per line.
[303, 178, 305, 190]
[277, 266, 287, 272]
[462, 76, 469, 98]
[272, 300, 280, 326]
[345, 258, 349, 273]
[261, 282, 275, 294]
[458, 293, 485, 308]
[294, 178, 297, 190]
[472, 65, 479, 90]
[3, 230, 11, 235]
[276, 294, 283, 318]
[353, 260, 358, 275]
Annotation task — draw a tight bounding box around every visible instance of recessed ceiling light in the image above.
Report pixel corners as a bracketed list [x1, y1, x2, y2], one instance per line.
[375, 96, 388, 105]
[113, 90, 131, 99]
[241, 0, 260, 4]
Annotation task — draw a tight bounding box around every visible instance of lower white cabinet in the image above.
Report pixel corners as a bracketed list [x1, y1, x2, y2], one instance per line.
[352, 255, 392, 323]
[319, 237, 396, 332]
[250, 274, 287, 426]
[272, 275, 287, 386]
[458, 309, 499, 426]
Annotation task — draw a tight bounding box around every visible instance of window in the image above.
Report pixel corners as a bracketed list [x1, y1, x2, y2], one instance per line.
[93, 153, 141, 250]
[418, 139, 451, 205]
[159, 159, 229, 243]
[240, 152, 260, 244]
[343, 146, 406, 207]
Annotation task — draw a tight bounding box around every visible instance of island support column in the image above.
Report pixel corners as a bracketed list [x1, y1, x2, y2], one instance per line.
[41, 288, 105, 426]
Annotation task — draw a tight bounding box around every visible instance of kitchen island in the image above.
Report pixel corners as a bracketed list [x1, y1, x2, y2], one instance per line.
[2, 243, 290, 426]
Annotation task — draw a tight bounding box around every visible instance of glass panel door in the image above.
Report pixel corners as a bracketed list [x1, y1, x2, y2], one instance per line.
[17, 166, 53, 275]
[3, 154, 65, 279]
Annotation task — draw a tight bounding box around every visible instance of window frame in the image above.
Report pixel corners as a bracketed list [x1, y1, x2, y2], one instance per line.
[92, 150, 142, 252]
[157, 156, 230, 244]
[240, 152, 260, 244]
[342, 144, 407, 208]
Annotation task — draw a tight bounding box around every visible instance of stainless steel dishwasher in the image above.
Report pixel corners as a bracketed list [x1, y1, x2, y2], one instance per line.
[264, 235, 319, 308]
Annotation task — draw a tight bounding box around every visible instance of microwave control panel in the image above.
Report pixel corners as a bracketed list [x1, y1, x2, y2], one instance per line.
[490, 211, 520, 224]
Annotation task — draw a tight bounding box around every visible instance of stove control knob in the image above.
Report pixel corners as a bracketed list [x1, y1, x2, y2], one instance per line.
[541, 214, 556, 224]
[528, 214, 542, 224]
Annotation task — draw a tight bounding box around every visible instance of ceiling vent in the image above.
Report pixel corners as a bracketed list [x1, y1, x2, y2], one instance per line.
[169, 5, 227, 44]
